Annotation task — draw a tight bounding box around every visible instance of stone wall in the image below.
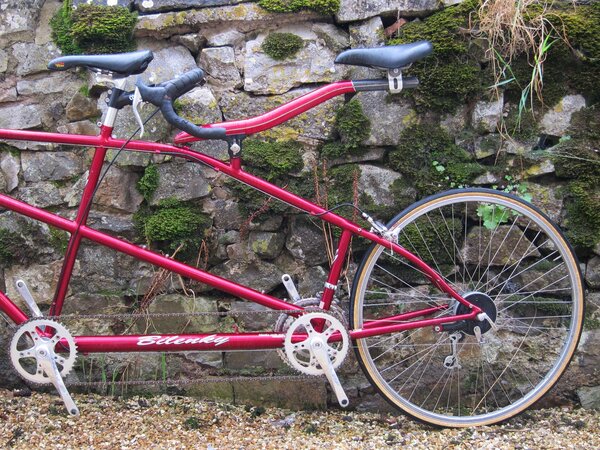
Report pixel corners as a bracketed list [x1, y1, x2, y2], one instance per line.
[1, 0, 599, 412]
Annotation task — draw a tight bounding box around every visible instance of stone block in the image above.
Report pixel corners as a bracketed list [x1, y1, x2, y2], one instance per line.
[198, 47, 242, 89]
[16, 182, 63, 208]
[0, 152, 20, 193]
[472, 94, 504, 133]
[12, 42, 60, 76]
[336, 0, 440, 23]
[138, 293, 219, 333]
[21, 151, 84, 182]
[358, 91, 418, 146]
[150, 162, 212, 205]
[0, 0, 45, 43]
[286, 216, 328, 266]
[0, 103, 44, 130]
[244, 25, 342, 95]
[93, 165, 144, 213]
[135, 4, 325, 39]
[66, 92, 101, 122]
[349, 16, 384, 48]
[134, 0, 246, 13]
[540, 95, 586, 137]
[358, 164, 406, 207]
[248, 231, 285, 260]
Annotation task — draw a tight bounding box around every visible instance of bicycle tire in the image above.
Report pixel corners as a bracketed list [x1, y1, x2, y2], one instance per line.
[350, 188, 584, 427]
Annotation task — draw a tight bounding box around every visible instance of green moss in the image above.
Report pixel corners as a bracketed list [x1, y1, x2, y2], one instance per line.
[228, 140, 307, 219]
[552, 113, 600, 250]
[258, 0, 340, 15]
[398, 215, 463, 266]
[243, 139, 303, 181]
[50, 1, 81, 54]
[389, 125, 483, 196]
[335, 98, 370, 153]
[134, 199, 211, 255]
[137, 165, 159, 202]
[51, 2, 137, 55]
[78, 84, 90, 98]
[388, 0, 483, 112]
[261, 33, 304, 60]
[49, 228, 69, 253]
[502, 3, 600, 108]
[320, 142, 346, 160]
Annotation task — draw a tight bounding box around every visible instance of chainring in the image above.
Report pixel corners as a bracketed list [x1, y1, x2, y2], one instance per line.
[9, 318, 77, 385]
[274, 298, 347, 370]
[283, 312, 349, 376]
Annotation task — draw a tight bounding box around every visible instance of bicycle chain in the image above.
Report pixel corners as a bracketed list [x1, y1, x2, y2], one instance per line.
[21, 306, 336, 389]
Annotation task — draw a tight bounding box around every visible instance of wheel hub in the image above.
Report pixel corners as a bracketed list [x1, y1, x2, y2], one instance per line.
[456, 292, 497, 336]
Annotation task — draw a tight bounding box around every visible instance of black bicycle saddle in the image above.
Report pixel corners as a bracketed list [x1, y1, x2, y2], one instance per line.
[334, 41, 433, 69]
[48, 50, 154, 77]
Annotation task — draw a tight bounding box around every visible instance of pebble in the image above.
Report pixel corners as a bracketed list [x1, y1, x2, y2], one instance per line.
[0, 388, 599, 449]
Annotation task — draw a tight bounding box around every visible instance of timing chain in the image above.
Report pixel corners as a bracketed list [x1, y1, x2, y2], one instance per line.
[38, 306, 332, 389]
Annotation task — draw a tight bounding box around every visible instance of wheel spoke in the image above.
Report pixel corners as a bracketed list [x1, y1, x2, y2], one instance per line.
[351, 189, 583, 426]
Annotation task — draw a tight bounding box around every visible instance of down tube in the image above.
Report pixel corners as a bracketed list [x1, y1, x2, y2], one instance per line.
[76, 224, 301, 312]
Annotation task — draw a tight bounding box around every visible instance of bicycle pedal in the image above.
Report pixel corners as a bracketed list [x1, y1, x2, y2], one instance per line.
[15, 280, 43, 318]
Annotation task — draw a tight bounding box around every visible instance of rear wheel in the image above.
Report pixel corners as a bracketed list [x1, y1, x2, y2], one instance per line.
[350, 188, 584, 427]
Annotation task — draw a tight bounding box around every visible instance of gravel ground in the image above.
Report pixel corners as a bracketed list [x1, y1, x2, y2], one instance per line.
[1, 388, 599, 449]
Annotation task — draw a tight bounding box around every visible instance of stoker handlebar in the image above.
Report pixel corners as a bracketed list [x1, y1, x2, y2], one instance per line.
[136, 69, 227, 141]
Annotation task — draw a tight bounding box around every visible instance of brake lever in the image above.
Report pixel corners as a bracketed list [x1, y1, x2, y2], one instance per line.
[132, 86, 145, 138]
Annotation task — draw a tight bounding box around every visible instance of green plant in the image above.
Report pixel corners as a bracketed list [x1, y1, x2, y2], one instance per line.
[335, 98, 370, 153]
[476, 176, 532, 230]
[51, 2, 137, 55]
[135, 198, 212, 254]
[49, 228, 69, 253]
[261, 32, 304, 60]
[388, 0, 483, 112]
[389, 125, 483, 196]
[137, 165, 159, 202]
[243, 139, 303, 180]
[258, 0, 340, 15]
[50, 1, 81, 54]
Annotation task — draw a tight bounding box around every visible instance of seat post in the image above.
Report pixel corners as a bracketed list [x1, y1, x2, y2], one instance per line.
[103, 77, 128, 129]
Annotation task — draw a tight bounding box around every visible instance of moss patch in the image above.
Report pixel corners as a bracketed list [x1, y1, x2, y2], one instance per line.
[243, 139, 304, 181]
[258, 0, 340, 15]
[134, 198, 211, 256]
[388, 125, 483, 197]
[261, 33, 304, 60]
[388, 0, 484, 112]
[137, 165, 159, 202]
[552, 110, 600, 250]
[51, 2, 137, 55]
[231, 139, 308, 219]
[335, 98, 370, 153]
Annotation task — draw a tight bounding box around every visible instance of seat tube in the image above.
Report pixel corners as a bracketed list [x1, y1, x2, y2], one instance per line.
[50, 81, 124, 315]
[319, 229, 353, 310]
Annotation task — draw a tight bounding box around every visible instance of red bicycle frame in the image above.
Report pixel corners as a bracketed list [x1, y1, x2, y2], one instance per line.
[0, 78, 482, 355]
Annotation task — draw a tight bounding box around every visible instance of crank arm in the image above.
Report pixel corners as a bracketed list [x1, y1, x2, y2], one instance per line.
[311, 338, 349, 407]
[16, 280, 43, 318]
[36, 342, 79, 416]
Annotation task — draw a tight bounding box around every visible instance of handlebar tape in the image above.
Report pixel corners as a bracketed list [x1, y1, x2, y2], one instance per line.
[136, 68, 227, 140]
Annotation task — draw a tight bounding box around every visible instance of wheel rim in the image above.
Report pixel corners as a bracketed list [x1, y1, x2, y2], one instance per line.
[352, 190, 584, 426]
